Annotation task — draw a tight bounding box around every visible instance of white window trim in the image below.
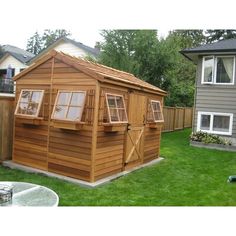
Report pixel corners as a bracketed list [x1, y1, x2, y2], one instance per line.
[197, 111, 233, 136]
[201, 56, 235, 85]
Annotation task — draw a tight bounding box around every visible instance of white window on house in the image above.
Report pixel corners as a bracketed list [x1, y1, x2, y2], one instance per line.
[51, 91, 86, 121]
[197, 112, 233, 135]
[105, 93, 128, 123]
[15, 90, 44, 117]
[202, 56, 235, 85]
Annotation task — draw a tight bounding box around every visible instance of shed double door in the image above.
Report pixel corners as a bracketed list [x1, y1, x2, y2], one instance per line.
[124, 93, 147, 169]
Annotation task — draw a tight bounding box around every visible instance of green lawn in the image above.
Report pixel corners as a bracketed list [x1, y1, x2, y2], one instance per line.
[1, 129, 236, 206]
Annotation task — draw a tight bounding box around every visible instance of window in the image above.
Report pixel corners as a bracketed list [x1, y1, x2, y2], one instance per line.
[151, 100, 164, 122]
[51, 91, 86, 121]
[105, 93, 128, 123]
[202, 56, 235, 84]
[147, 100, 164, 123]
[197, 112, 233, 135]
[15, 90, 44, 117]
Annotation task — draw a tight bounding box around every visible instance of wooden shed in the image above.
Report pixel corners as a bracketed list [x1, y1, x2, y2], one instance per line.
[12, 50, 166, 182]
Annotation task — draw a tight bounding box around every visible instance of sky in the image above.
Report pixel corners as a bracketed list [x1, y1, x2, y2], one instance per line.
[1, 0, 229, 50]
[2, 0, 235, 50]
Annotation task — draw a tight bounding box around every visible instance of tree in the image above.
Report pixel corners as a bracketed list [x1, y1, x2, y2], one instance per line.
[205, 30, 236, 43]
[162, 30, 205, 106]
[0, 45, 4, 58]
[41, 29, 71, 49]
[26, 29, 71, 55]
[99, 30, 172, 89]
[26, 31, 42, 54]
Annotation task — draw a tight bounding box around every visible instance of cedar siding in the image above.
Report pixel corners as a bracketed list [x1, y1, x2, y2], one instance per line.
[12, 50, 166, 182]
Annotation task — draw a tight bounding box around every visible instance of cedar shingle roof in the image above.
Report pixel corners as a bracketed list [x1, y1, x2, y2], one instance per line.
[59, 52, 166, 94]
[14, 50, 166, 95]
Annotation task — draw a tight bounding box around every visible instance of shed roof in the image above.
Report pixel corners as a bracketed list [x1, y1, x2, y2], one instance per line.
[28, 37, 100, 64]
[14, 50, 166, 95]
[180, 38, 236, 63]
[1, 45, 35, 64]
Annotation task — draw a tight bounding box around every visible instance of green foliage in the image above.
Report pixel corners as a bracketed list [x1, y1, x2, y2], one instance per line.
[205, 30, 236, 43]
[26, 29, 71, 55]
[0, 45, 4, 58]
[190, 131, 232, 145]
[26, 31, 42, 54]
[99, 30, 206, 107]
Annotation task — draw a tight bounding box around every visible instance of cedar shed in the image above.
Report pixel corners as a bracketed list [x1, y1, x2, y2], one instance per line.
[13, 50, 166, 183]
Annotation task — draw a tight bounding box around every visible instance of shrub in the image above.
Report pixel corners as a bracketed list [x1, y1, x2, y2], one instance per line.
[190, 131, 232, 146]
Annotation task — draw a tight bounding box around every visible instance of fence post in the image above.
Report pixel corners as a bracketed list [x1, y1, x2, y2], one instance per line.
[172, 107, 176, 131]
[182, 107, 186, 130]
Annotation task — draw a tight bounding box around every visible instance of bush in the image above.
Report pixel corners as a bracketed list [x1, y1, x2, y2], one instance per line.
[190, 131, 232, 146]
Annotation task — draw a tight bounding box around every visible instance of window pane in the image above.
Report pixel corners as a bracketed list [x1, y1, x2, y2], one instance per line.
[116, 96, 124, 108]
[27, 103, 39, 115]
[200, 114, 210, 130]
[107, 96, 116, 108]
[118, 109, 127, 121]
[53, 106, 67, 119]
[57, 92, 71, 105]
[67, 107, 82, 120]
[20, 91, 31, 103]
[31, 91, 42, 103]
[203, 57, 214, 83]
[154, 111, 163, 121]
[216, 57, 234, 83]
[70, 92, 85, 106]
[17, 103, 28, 114]
[109, 108, 119, 122]
[152, 101, 161, 112]
[213, 115, 230, 132]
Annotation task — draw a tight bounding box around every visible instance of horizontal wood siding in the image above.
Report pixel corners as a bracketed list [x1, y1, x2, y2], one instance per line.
[47, 59, 96, 181]
[194, 56, 236, 137]
[143, 126, 161, 163]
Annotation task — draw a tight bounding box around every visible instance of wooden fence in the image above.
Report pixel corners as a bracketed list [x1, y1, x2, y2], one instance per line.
[0, 95, 14, 161]
[163, 106, 193, 132]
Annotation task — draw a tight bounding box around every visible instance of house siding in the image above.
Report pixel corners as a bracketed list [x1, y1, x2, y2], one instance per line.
[194, 55, 236, 140]
[53, 42, 90, 58]
[0, 55, 27, 75]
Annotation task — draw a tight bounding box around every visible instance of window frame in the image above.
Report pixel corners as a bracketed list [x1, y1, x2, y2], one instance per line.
[150, 100, 164, 123]
[51, 90, 87, 122]
[105, 93, 128, 124]
[201, 55, 235, 85]
[197, 111, 233, 136]
[15, 89, 44, 118]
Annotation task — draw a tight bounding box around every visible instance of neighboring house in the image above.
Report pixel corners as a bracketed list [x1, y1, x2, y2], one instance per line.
[0, 45, 35, 94]
[28, 37, 100, 65]
[181, 39, 236, 145]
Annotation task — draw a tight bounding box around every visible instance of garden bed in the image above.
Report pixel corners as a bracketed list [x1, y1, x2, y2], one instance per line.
[190, 140, 236, 152]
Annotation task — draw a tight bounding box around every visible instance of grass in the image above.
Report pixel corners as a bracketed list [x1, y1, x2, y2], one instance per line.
[1, 128, 236, 206]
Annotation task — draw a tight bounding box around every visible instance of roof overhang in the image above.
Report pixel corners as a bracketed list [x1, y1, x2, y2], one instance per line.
[180, 49, 236, 64]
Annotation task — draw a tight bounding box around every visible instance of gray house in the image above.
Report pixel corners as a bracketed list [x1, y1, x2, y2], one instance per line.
[181, 39, 236, 145]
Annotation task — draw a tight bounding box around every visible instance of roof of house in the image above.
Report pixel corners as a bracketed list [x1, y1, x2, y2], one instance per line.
[180, 38, 236, 63]
[28, 37, 100, 64]
[1, 45, 35, 64]
[14, 50, 166, 95]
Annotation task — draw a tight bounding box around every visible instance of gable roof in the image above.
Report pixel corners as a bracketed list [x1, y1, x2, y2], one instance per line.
[14, 50, 166, 96]
[28, 37, 100, 64]
[1, 45, 35, 64]
[180, 38, 236, 63]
